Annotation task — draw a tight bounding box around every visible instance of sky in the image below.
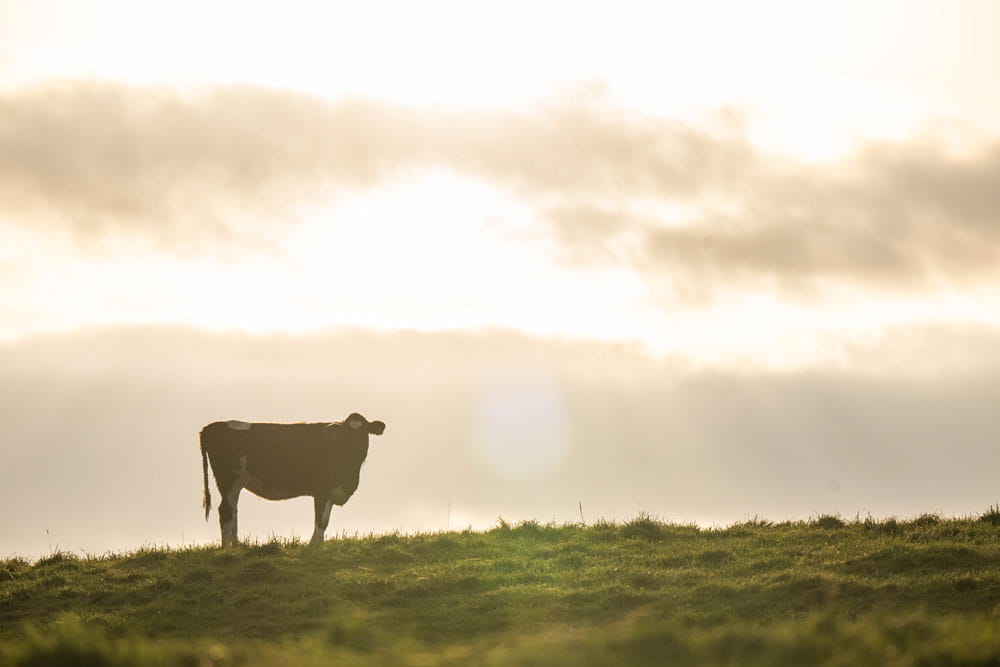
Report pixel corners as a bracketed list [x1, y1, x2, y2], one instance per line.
[2, 1, 1000, 557]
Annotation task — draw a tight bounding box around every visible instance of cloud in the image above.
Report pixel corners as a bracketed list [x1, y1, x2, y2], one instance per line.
[0, 82, 747, 243]
[2, 81, 998, 294]
[429, 101, 754, 198]
[0, 83, 423, 243]
[543, 140, 1000, 295]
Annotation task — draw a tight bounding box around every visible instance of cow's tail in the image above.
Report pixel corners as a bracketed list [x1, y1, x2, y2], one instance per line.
[200, 429, 211, 521]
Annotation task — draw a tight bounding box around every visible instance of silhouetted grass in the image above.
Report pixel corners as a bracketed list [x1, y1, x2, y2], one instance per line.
[3, 513, 1000, 665]
[979, 503, 1000, 526]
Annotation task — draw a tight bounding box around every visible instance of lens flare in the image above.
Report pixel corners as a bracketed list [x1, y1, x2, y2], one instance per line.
[473, 370, 570, 482]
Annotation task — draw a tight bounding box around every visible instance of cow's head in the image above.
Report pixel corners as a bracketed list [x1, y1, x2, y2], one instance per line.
[342, 412, 386, 436]
[325, 413, 385, 466]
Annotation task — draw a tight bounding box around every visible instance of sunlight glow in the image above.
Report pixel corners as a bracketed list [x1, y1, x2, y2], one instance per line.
[2, 0, 1000, 371]
[5, 0, 999, 159]
[473, 367, 571, 482]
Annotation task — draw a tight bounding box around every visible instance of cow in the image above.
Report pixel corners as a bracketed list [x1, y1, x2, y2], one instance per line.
[200, 412, 386, 547]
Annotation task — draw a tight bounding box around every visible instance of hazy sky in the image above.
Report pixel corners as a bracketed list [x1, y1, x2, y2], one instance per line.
[2, 1, 999, 556]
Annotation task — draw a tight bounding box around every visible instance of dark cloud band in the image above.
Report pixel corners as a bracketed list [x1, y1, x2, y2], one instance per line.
[2, 82, 998, 292]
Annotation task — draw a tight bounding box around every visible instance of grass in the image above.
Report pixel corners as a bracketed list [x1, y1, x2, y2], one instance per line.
[4, 513, 1000, 665]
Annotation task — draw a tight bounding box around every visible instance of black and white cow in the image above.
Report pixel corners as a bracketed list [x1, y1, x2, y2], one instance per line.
[200, 412, 386, 546]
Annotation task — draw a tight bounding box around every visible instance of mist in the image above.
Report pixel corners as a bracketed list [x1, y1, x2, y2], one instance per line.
[3, 326, 998, 558]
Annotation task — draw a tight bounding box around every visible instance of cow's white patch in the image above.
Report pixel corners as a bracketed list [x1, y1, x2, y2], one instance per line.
[221, 483, 242, 546]
[348, 419, 364, 430]
[330, 486, 348, 505]
[310, 498, 334, 545]
[321, 499, 333, 525]
[234, 455, 253, 486]
[225, 484, 242, 515]
[226, 420, 252, 431]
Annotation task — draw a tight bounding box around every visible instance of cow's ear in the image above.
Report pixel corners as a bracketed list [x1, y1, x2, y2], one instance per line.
[369, 421, 385, 436]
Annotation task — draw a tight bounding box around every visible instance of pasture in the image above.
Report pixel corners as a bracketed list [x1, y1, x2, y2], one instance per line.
[3, 513, 1000, 665]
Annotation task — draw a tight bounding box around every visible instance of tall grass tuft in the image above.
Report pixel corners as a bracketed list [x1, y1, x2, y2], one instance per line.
[621, 513, 667, 541]
[810, 515, 845, 529]
[979, 504, 1000, 526]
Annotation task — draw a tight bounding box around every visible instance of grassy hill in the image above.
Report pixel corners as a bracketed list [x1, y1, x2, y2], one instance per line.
[4, 513, 1000, 665]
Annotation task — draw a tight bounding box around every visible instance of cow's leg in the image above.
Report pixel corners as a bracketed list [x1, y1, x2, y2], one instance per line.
[232, 491, 239, 544]
[219, 483, 242, 547]
[309, 494, 334, 546]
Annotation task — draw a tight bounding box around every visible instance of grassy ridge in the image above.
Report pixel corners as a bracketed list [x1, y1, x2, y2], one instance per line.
[4, 513, 1000, 665]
